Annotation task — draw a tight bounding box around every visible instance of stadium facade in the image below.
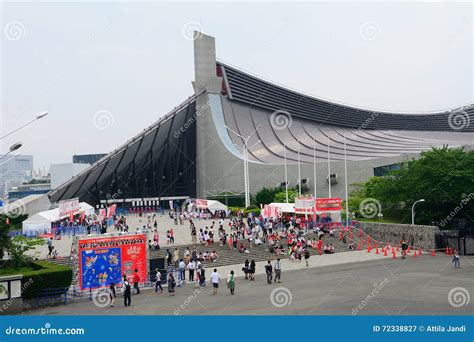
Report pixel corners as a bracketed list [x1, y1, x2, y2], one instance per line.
[48, 33, 474, 207]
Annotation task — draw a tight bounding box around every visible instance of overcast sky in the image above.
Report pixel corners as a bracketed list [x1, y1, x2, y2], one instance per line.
[1, 1, 472, 170]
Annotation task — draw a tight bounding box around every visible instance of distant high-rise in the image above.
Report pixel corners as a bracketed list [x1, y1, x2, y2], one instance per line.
[0, 154, 33, 197]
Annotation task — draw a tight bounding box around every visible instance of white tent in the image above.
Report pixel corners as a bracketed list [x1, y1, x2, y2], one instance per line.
[206, 200, 227, 213]
[22, 202, 95, 236]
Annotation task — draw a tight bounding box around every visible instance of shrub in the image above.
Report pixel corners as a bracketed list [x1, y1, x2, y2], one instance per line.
[0, 261, 72, 299]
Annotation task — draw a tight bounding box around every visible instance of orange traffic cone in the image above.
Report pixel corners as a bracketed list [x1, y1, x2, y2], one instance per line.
[383, 248, 388, 256]
[431, 249, 435, 256]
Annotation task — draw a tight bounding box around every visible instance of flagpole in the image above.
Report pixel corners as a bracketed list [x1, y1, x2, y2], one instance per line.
[344, 135, 349, 229]
[327, 139, 332, 198]
[284, 144, 288, 203]
[297, 140, 301, 196]
[313, 136, 317, 199]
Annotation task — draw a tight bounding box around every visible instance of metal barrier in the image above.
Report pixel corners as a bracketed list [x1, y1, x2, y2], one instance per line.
[34, 287, 69, 307]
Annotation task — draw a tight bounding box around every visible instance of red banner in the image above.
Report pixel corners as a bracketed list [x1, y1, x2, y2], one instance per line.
[315, 198, 342, 211]
[78, 234, 147, 290]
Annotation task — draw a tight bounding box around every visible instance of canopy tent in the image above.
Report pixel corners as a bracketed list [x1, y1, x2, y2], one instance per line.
[262, 202, 295, 218]
[22, 202, 95, 236]
[206, 200, 227, 213]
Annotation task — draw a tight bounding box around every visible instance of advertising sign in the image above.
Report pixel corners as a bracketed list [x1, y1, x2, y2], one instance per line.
[59, 198, 80, 217]
[315, 198, 342, 211]
[78, 234, 147, 290]
[196, 199, 208, 209]
[295, 197, 315, 214]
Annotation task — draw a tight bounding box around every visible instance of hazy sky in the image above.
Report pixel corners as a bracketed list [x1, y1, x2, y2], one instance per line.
[1, 1, 472, 169]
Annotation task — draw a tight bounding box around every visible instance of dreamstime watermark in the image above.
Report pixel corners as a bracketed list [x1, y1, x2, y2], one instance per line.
[448, 108, 470, 130]
[4, 323, 85, 336]
[352, 278, 389, 315]
[92, 110, 115, 130]
[106, 189, 123, 201]
[359, 198, 382, 219]
[270, 287, 293, 308]
[439, 193, 474, 227]
[173, 100, 210, 139]
[174, 287, 203, 315]
[4, 199, 26, 219]
[357, 112, 380, 132]
[270, 110, 292, 130]
[448, 287, 470, 308]
[182, 21, 204, 41]
[0, 278, 34, 313]
[92, 290, 112, 308]
[359, 21, 382, 41]
[4, 21, 26, 41]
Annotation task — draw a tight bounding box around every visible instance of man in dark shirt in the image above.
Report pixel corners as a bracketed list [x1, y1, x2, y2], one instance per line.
[265, 260, 273, 284]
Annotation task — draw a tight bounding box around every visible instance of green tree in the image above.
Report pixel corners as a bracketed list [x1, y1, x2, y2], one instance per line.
[255, 187, 279, 206]
[273, 189, 298, 203]
[350, 147, 474, 226]
[7, 235, 45, 269]
[0, 215, 10, 260]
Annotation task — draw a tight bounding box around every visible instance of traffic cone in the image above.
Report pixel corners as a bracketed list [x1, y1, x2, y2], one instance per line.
[396, 245, 400, 252]
[367, 245, 372, 253]
[349, 231, 353, 239]
[375, 245, 379, 254]
[392, 249, 396, 259]
[383, 248, 388, 256]
[431, 249, 435, 256]
[419, 247, 422, 256]
[357, 243, 361, 251]
[407, 246, 411, 253]
[445, 246, 449, 254]
[448, 248, 453, 255]
[413, 250, 417, 258]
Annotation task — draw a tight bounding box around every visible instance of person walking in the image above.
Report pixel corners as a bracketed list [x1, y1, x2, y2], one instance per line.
[155, 268, 163, 293]
[46, 237, 54, 258]
[133, 269, 140, 294]
[188, 260, 196, 281]
[168, 273, 176, 296]
[122, 278, 131, 306]
[226, 270, 236, 295]
[265, 260, 273, 284]
[452, 250, 461, 268]
[249, 260, 256, 281]
[198, 265, 206, 287]
[109, 282, 116, 307]
[165, 248, 172, 267]
[304, 249, 310, 267]
[178, 259, 186, 287]
[210, 268, 220, 295]
[400, 240, 408, 259]
[274, 258, 282, 283]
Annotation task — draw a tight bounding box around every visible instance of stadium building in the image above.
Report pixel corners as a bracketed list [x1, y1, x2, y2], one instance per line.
[48, 33, 474, 207]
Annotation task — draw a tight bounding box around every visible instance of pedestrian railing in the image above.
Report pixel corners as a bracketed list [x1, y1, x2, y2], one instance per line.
[33, 287, 69, 308]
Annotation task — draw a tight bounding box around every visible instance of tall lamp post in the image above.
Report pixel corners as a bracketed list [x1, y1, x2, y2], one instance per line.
[225, 125, 261, 208]
[0, 111, 48, 140]
[0, 142, 23, 162]
[411, 199, 425, 225]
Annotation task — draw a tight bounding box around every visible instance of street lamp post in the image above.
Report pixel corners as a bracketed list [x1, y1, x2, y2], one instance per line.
[284, 143, 288, 203]
[0, 142, 22, 162]
[225, 125, 261, 208]
[411, 199, 425, 225]
[0, 111, 48, 140]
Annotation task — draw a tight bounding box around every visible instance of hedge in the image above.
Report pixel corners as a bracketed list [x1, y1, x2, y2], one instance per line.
[0, 261, 72, 299]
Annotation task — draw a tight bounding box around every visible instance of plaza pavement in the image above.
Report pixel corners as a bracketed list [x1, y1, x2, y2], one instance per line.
[22, 252, 473, 316]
